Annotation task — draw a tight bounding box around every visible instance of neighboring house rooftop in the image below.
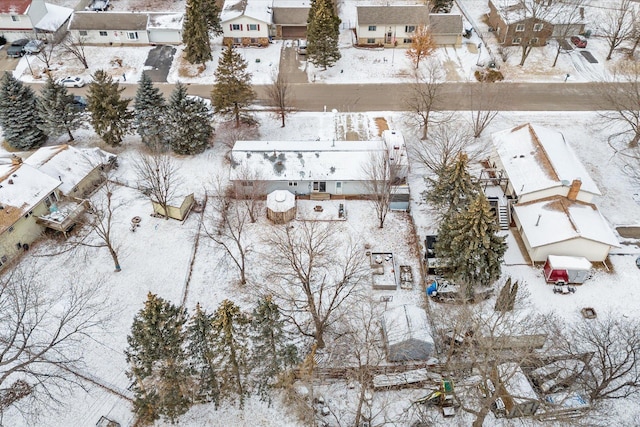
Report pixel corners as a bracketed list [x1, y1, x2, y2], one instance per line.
[356, 5, 430, 26]
[513, 196, 619, 248]
[271, 5, 309, 25]
[490, 0, 578, 25]
[0, 161, 61, 234]
[147, 12, 184, 30]
[230, 139, 386, 182]
[429, 13, 462, 35]
[68, 11, 148, 31]
[35, 3, 73, 32]
[220, 0, 272, 23]
[0, 0, 31, 15]
[492, 123, 600, 198]
[24, 145, 113, 195]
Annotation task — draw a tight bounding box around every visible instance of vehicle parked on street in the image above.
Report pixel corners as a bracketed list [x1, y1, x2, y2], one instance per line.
[72, 95, 88, 110]
[6, 39, 29, 58]
[570, 35, 587, 48]
[57, 76, 85, 88]
[24, 39, 44, 54]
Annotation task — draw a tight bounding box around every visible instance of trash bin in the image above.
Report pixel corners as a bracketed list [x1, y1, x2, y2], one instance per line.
[584, 30, 591, 38]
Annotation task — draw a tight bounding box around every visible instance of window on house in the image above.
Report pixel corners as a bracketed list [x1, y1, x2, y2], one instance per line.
[232, 24, 241, 30]
[512, 37, 522, 45]
[403, 38, 412, 44]
[405, 25, 415, 33]
[11, 15, 18, 22]
[530, 37, 539, 44]
[368, 25, 376, 31]
[367, 38, 375, 44]
[533, 23, 543, 32]
[233, 38, 242, 44]
[515, 24, 525, 32]
[250, 38, 258, 44]
[312, 181, 326, 192]
[248, 24, 259, 31]
[288, 181, 298, 187]
[241, 181, 254, 187]
[80, 30, 88, 36]
[127, 32, 139, 40]
[99, 31, 107, 36]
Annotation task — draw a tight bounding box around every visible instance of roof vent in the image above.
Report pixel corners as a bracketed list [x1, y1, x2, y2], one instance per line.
[12, 174, 17, 178]
[8, 179, 13, 185]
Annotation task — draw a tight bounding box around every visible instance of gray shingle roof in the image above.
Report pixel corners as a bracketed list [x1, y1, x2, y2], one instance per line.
[357, 5, 430, 26]
[272, 7, 310, 25]
[68, 12, 148, 31]
[429, 13, 462, 34]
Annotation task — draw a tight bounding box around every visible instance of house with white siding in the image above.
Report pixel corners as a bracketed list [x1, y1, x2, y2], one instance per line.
[0, 0, 71, 42]
[220, 0, 271, 46]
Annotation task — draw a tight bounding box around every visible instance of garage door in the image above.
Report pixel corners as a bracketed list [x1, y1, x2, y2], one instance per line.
[282, 26, 307, 39]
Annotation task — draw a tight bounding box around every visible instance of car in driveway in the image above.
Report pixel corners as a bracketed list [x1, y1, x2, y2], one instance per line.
[72, 95, 88, 110]
[57, 76, 85, 88]
[24, 39, 44, 54]
[6, 39, 29, 58]
[571, 35, 587, 48]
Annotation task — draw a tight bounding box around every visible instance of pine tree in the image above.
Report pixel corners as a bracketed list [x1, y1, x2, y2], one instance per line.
[211, 43, 255, 127]
[494, 277, 512, 312]
[186, 303, 220, 406]
[211, 299, 250, 407]
[166, 82, 213, 154]
[251, 296, 298, 397]
[134, 72, 167, 150]
[87, 69, 133, 146]
[0, 72, 46, 149]
[183, 0, 212, 65]
[202, 0, 223, 36]
[36, 76, 82, 142]
[125, 293, 191, 425]
[306, 0, 341, 70]
[436, 194, 507, 296]
[426, 153, 479, 213]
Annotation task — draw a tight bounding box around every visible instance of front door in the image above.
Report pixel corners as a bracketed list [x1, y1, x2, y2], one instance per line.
[312, 181, 327, 192]
[335, 182, 342, 195]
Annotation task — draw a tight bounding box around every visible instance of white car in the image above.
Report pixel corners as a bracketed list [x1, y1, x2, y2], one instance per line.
[57, 76, 85, 88]
[23, 40, 44, 54]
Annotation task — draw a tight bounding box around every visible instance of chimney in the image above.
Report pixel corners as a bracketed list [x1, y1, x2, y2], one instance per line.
[11, 155, 22, 165]
[567, 179, 581, 201]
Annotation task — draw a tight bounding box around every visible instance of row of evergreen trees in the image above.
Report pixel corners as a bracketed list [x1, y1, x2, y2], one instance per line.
[126, 293, 298, 425]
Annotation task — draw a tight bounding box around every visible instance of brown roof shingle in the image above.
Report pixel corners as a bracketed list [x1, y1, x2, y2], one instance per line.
[68, 12, 148, 31]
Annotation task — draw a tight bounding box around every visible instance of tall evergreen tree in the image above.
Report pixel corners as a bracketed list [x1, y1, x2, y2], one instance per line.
[134, 72, 167, 150]
[183, 0, 212, 65]
[36, 76, 82, 142]
[202, 0, 223, 36]
[306, 0, 341, 70]
[125, 293, 191, 425]
[167, 82, 213, 154]
[426, 152, 479, 214]
[87, 69, 133, 146]
[251, 296, 298, 397]
[435, 194, 507, 297]
[0, 72, 46, 149]
[186, 303, 220, 406]
[211, 299, 250, 407]
[211, 43, 256, 127]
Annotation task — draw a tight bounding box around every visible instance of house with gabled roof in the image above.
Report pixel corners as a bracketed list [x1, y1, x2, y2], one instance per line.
[220, 0, 271, 46]
[355, 5, 462, 48]
[0, 0, 72, 42]
[271, 0, 310, 39]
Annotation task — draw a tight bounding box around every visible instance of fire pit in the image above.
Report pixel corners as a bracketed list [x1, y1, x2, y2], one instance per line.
[581, 307, 597, 319]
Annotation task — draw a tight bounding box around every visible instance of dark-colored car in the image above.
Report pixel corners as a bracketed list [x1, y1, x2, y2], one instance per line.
[6, 39, 29, 58]
[571, 35, 587, 48]
[72, 95, 88, 110]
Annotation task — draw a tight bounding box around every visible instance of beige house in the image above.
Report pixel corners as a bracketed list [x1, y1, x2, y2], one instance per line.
[355, 6, 462, 48]
[0, 156, 61, 269]
[271, 0, 310, 39]
[220, 0, 271, 46]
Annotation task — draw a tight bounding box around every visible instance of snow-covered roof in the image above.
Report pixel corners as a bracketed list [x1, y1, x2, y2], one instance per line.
[546, 255, 592, 271]
[382, 305, 433, 347]
[0, 0, 31, 15]
[147, 13, 183, 30]
[35, 3, 73, 32]
[24, 144, 114, 195]
[266, 190, 295, 212]
[496, 362, 538, 404]
[0, 161, 60, 234]
[490, 0, 585, 26]
[220, 0, 273, 24]
[513, 196, 619, 248]
[492, 123, 600, 198]
[230, 139, 386, 182]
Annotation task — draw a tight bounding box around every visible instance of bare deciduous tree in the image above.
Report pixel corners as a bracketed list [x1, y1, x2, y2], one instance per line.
[60, 34, 89, 69]
[599, 62, 640, 147]
[205, 178, 251, 285]
[405, 59, 449, 140]
[362, 150, 395, 229]
[0, 265, 108, 418]
[264, 221, 368, 349]
[216, 121, 259, 151]
[134, 153, 181, 220]
[549, 0, 586, 67]
[601, 0, 634, 60]
[266, 71, 293, 128]
[229, 163, 265, 224]
[468, 83, 500, 138]
[83, 182, 122, 272]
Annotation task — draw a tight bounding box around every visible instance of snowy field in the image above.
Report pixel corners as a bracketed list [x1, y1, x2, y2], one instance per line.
[2, 108, 640, 426]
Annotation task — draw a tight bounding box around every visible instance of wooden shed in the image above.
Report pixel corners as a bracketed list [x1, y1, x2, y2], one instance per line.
[266, 190, 296, 224]
[152, 194, 195, 221]
[382, 305, 434, 362]
[493, 362, 540, 418]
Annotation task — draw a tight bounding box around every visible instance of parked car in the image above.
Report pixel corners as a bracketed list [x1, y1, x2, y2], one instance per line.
[72, 95, 88, 110]
[87, 0, 109, 11]
[186, 95, 212, 111]
[297, 39, 307, 55]
[570, 35, 587, 48]
[6, 39, 29, 58]
[23, 39, 44, 54]
[57, 76, 85, 88]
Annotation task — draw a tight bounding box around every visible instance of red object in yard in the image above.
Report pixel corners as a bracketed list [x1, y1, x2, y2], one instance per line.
[543, 255, 592, 284]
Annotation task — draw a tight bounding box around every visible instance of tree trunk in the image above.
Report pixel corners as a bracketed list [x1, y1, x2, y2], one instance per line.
[606, 44, 615, 60]
[67, 128, 75, 142]
[281, 112, 285, 127]
[630, 131, 640, 147]
[472, 405, 491, 427]
[552, 45, 561, 67]
[109, 247, 121, 272]
[353, 382, 366, 427]
[421, 122, 428, 140]
[234, 103, 240, 128]
[314, 320, 326, 349]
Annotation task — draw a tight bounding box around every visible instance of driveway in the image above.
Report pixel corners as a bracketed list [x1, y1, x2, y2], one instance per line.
[143, 45, 176, 82]
[278, 43, 308, 84]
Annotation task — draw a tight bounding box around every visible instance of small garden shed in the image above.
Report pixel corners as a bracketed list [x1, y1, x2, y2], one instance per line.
[493, 362, 540, 418]
[266, 190, 296, 224]
[382, 305, 434, 362]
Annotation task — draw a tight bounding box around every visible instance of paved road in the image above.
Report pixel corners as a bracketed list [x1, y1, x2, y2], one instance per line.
[64, 81, 623, 112]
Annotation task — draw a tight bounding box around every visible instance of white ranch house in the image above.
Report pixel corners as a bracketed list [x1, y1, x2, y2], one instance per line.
[0, 0, 71, 42]
[220, 0, 271, 46]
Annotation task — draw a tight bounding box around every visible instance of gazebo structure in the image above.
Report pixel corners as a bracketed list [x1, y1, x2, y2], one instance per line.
[266, 190, 296, 224]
